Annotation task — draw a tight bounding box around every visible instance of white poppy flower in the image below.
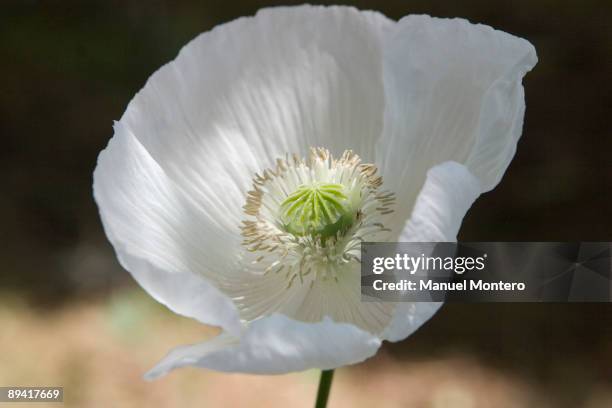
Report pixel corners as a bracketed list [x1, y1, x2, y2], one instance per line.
[93, 5, 537, 379]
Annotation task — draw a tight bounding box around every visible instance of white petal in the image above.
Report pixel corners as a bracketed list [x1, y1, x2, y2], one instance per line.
[119, 5, 392, 233]
[93, 124, 242, 335]
[144, 332, 239, 380]
[400, 161, 482, 242]
[382, 161, 481, 341]
[290, 264, 395, 335]
[377, 15, 537, 225]
[145, 314, 381, 378]
[381, 302, 443, 343]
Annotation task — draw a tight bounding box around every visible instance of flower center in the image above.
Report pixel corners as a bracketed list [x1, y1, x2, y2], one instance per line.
[241, 147, 395, 289]
[280, 182, 353, 241]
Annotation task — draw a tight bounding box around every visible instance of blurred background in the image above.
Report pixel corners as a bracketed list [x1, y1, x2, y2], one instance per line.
[1, 0, 611, 407]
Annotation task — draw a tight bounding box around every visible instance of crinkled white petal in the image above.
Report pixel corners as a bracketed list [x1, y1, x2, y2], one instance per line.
[400, 161, 482, 242]
[93, 124, 242, 335]
[145, 314, 382, 378]
[377, 15, 537, 228]
[290, 265, 395, 335]
[224, 259, 395, 336]
[382, 161, 482, 341]
[119, 5, 391, 233]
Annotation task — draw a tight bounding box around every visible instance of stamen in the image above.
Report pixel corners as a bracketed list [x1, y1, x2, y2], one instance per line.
[240, 147, 395, 288]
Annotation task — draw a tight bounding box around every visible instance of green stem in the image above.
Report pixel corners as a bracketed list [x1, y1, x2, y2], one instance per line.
[315, 369, 335, 408]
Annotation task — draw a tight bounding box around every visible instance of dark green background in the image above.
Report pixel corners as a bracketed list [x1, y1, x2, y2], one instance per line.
[1, 1, 611, 405]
